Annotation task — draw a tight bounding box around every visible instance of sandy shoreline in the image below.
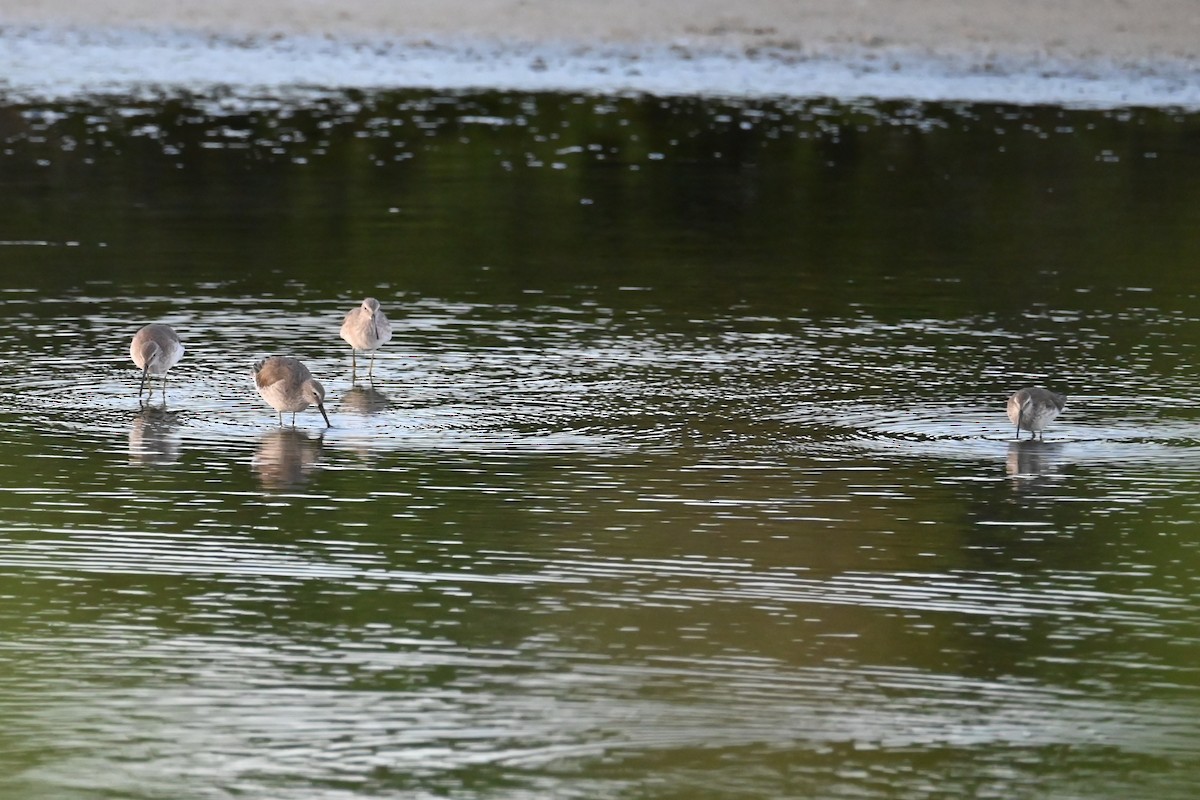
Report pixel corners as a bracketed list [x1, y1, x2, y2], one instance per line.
[2, 1, 1199, 106]
[5, 0, 1200, 60]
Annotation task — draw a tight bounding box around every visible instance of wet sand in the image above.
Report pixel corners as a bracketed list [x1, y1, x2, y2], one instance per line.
[3, 0, 1198, 61]
[1, 0, 1198, 105]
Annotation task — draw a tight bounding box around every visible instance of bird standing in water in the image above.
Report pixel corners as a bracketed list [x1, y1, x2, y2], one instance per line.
[130, 323, 185, 401]
[254, 356, 331, 427]
[339, 297, 392, 380]
[1007, 387, 1066, 439]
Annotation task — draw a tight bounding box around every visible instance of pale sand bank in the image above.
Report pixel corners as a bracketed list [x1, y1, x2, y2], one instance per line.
[5, 0, 1200, 60]
[2, 1, 1199, 106]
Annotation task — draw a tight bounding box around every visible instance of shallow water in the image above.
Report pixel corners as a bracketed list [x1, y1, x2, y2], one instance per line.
[1, 91, 1199, 798]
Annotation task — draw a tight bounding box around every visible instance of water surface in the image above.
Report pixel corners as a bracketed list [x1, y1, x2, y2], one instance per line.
[1, 91, 1199, 798]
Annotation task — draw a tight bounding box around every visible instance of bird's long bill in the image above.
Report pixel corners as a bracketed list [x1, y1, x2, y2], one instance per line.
[317, 402, 331, 428]
[138, 363, 151, 396]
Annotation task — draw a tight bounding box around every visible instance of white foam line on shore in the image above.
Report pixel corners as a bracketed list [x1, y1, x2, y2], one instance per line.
[2, 25, 1199, 108]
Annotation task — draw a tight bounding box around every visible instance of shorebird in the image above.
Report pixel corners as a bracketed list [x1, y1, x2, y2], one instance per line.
[339, 297, 392, 379]
[1007, 387, 1066, 440]
[130, 323, 185, 400]
[254, 356, 331, 427]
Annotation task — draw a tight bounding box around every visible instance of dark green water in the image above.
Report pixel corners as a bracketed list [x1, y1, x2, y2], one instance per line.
[1, 90, 1199, 798]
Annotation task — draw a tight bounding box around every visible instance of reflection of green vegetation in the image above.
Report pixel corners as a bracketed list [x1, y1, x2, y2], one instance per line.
[2, 92, 1199, 317]
[2, 92, 1200, 797]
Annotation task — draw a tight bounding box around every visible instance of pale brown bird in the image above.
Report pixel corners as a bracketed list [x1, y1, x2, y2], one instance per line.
[1007, 387, 1066, 440]
[339, 297, 392, 379]
[130, 323, 185, 400]
[254, 356, 331, 427]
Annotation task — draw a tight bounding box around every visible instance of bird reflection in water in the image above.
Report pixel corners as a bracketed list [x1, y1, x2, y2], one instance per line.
[338, 384, 391, 415]
[1005, 439, 1064, 479]
[128, 406, 182, 466]
[252, 428, 323, 490]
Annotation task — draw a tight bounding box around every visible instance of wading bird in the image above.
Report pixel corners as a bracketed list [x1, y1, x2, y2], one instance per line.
[254, 356, 331, 427]
[1007, 387, 1066, 440]
[130, 323, 185, 401]
[339, 297, 392, 380]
